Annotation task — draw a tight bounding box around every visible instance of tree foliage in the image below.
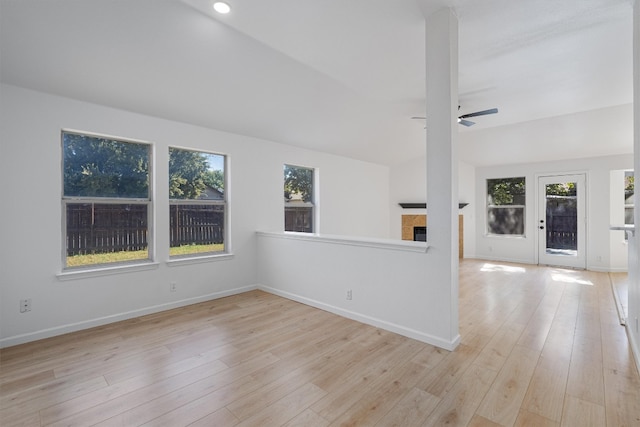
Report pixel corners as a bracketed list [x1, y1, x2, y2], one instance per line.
[203, 169, 224, 194]
[625, 174, 634, 192]
[63, 134, 224, 200]
[545, 182, 576, 197]
[487, 177, 525, 205]
[284, 165, 313, 202]
[169, 148, 210, 199]
[63, 133, 149, 198]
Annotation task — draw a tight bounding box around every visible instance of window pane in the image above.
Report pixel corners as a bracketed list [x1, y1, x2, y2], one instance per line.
[285, 206, 313, 233]
[169, 205, 225, 255]
[487, 177, 525, 235]
[487, 177, 525, 206]
[284, 164, 314, 233]
[63, 132, 149, 198]
[487, 207, 525, 235]
[169, 148, 224, 200]
[169, 148, 226, 257]
[66, 203, 149, 267]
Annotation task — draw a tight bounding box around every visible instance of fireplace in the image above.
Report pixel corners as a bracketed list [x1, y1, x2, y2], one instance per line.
[413, 226, 427, 242]
[401, 214, 464, 258]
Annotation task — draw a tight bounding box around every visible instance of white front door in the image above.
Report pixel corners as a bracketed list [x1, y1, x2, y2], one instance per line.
[538, 174, 586, 269]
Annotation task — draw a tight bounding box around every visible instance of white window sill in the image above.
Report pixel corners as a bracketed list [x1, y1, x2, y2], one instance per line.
[57, 261, 160, 281]
[484, 234, 527, 239]
[166, 253, 234, 267]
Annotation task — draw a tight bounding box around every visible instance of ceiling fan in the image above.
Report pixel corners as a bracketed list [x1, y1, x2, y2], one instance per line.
[411, 106, 498, 127]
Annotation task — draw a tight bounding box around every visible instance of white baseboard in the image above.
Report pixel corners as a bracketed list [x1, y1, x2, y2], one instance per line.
[258, 284, 460, 352]
[472, 255, 535, 265]
[606, 267, 629, 273]
[0, 285, 258, 349]
[626, 323, 640, 377]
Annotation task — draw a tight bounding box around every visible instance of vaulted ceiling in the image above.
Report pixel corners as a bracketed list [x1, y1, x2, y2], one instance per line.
[0, 0, 634, 166]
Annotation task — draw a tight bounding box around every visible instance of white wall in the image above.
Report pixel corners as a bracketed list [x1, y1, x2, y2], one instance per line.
[0, 84, 390, 347]
[475, 155, 633, 270]
[389, 156, 476, 257]
[257, 233, 459, 350]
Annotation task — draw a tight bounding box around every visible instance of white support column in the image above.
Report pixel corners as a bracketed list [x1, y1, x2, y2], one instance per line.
[629, 0, 640, 373]
[425, 8, 459, 345]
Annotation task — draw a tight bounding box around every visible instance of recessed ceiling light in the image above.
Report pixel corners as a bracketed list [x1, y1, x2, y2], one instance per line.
[213, 2, 231, 14]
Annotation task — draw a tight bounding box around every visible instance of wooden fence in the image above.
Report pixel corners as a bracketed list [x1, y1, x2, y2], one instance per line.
[170, 204, 224, 247]
[545, 209, 577, 250]
[285, 206, 313, 233]
[66, 203, 223, 255]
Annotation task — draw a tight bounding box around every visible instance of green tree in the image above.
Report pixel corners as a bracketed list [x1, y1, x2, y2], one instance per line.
[203, 169, 224, 193]
[284, 165, 313, 202]
[487, 177, 525, 205]
[63, 133, 149, 198]
[169, 148, 210, 199]
[545, 182, 576, 197]
[625, 174, 634, 192]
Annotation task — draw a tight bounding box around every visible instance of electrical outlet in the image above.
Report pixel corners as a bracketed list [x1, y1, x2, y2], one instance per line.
[346, 289, 352, 300]
[20, 299, 31, 313]
[170, 283, 177, 292]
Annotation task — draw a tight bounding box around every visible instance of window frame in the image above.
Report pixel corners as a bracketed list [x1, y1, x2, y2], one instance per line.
[486, 176, 526, 237]
[61, 129, 154, 271]
[168, 146, 228, 259]
[284, 163, 316, 234]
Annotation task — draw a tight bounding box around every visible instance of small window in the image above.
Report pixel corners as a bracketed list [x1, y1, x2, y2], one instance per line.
[284, 164, 314, 233]
[169, 148, 226, 257]
[62, 131, 151, 268]
[487, 177, 525, 236]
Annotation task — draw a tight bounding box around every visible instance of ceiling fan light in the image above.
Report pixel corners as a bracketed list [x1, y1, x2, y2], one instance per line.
[213, 2, 231, 14]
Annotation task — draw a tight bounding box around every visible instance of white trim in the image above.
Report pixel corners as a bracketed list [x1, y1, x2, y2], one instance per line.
[258, 284, 460, 351]
[257, 231, 429, 253]
[166, 253, 234, 266]
[57, 261, 160, 280]
[626, 323, 640, 377]
[0, 285, 257, 348]
[473, 255, 535, 265]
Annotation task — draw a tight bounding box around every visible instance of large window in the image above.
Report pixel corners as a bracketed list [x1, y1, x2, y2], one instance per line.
[62, 130, 151, 268]
[487, 177, 525, 236]
[284, 164, 314, 233]
[169, 147, 226, 257]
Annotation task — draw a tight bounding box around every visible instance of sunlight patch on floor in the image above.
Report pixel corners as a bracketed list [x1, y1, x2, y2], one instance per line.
[480, 263, 527, 274]
[551, 272, 593, 286]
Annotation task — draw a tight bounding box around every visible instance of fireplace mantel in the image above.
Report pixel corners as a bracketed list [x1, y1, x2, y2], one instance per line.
[399, 203, 468, 209]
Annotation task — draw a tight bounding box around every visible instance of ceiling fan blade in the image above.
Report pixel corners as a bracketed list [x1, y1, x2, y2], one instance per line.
[458, 119, 475, 127]
[459, 108, 498, 119]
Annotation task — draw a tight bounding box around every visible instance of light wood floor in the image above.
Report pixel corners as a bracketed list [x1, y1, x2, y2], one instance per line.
[1, 260, 639, 426]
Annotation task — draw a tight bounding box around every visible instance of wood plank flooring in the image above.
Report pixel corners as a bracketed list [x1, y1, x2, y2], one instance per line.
[1, 260, 639, 426]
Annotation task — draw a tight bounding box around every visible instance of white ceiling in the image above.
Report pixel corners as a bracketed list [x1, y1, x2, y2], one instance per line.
[0, 0, 634, 166]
